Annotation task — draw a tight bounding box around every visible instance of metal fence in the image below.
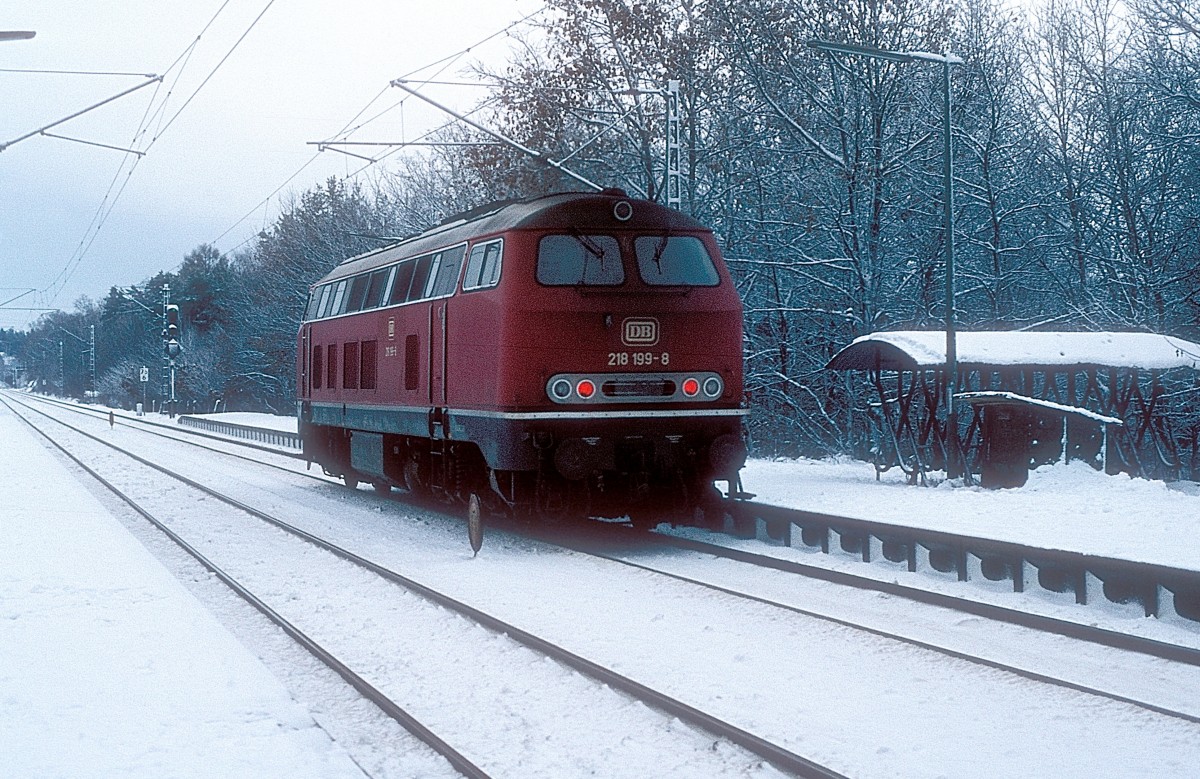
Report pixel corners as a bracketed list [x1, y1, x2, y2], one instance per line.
[178, 415, 302, 449]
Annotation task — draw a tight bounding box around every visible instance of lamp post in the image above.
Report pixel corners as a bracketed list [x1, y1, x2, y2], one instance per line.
[808, 38, 965, 477]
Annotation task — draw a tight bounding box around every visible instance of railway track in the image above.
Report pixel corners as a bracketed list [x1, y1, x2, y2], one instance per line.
[643, 526, 1200, 665]
[18, 392, 1200, 648]
[14, 393, 1200, 702]
[3, 394, 482, 777]
[15, 393, 307, 461]
[523, 521, 1200, 725]
[3, 392, 846, 779]
[12, 391, 1200, 773]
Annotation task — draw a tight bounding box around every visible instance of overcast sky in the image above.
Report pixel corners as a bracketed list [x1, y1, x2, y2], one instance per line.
[0, 0, 540, 330]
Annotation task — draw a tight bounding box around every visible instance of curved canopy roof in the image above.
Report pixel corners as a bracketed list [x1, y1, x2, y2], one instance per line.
[826, 330, 1200, 372]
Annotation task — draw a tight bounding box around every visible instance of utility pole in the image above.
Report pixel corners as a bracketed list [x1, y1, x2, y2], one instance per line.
[89, 324, 96, 396]
[161, 284, 170, 413]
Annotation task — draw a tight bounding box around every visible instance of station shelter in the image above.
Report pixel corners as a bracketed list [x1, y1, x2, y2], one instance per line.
[825, 331, 1200, 487]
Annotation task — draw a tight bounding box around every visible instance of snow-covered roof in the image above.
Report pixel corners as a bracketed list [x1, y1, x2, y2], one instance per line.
[826, 330, 1200, 372]
[956, 391, 1124, 425]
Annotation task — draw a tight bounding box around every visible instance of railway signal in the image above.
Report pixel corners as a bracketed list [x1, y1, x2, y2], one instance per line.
[162, 301, 181, 417]
[164, 304, 181, 357]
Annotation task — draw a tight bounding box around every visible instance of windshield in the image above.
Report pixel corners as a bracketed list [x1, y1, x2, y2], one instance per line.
[537, 234, 623, 286]
[635, 236, 719, 286]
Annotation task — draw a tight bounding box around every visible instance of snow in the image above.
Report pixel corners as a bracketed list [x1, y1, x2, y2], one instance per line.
[830, 330, 1200, 370]
[739, 456, 1200, 572]
[192, 411, 299, 433]
[0, 406, 365, 778]
[957, 390, 1125, 424]
[6, 395, 1200, 776]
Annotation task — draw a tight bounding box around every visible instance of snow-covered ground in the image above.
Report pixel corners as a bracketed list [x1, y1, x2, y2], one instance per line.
[7, 396, 1200, 777]
[195, 409, 1200, 571]
[742, 456, 1200, 572]
[0, 405, 366, 778]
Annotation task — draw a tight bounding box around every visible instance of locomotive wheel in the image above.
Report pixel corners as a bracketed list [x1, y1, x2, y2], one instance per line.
[467, 493, 484, 556]
[342, 473, 360, 490]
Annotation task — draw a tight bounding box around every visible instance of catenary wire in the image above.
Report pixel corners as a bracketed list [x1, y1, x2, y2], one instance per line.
[36, 0, 271, 306]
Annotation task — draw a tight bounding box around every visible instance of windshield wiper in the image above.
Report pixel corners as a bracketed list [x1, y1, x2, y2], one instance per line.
[570, 231, 607, 284]
[649, 233, 670, 275]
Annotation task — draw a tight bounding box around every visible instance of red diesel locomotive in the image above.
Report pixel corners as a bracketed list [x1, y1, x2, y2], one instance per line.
[296, 189, 746, 521]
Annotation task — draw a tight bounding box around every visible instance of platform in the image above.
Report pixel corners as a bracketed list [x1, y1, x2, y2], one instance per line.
[742, 457, 1200, 573]
[0, 404, 365, 778]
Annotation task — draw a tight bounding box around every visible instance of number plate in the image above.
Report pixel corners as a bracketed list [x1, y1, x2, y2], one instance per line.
[608, 352, 670, 367]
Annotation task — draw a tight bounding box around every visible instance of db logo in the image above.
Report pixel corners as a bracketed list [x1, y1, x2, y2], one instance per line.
[622, 317, 659, 346]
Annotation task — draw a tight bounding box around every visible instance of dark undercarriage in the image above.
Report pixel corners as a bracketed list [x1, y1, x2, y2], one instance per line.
[299, 404, 745, 523]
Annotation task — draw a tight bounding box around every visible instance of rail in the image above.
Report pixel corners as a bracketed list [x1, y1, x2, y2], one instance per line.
[177, 415, 301, 450]
[726, 501, 1200, 623]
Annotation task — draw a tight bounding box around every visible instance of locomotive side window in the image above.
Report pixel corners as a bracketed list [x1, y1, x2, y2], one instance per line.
[537, 234, 623, 285]
[408, 254, 436, 302]
[344, 274, 371, 313]
[329, 280, 350, 317]
[463, 239, 503, 291]
[421, 253, 443, 299]
[343, 341, 360, 390]
[389, 261, 416, 306]
[360, 340, 377, 390]
[428, 245, 466, 297]
[363, 267, 394, 310]
[315, 284, 334, 318]
[635, 236, 719, 286]
[326, 344, 337, 389]
[311, 343, 323, 389]
[305, 287, 324, 320]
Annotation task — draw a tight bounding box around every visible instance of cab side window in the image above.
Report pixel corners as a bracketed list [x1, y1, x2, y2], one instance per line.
[463, 239, 503, 291]
[429, 245, 467, 297]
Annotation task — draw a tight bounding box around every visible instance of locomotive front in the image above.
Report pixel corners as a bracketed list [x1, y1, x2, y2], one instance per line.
[455, 191, 747, 521]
